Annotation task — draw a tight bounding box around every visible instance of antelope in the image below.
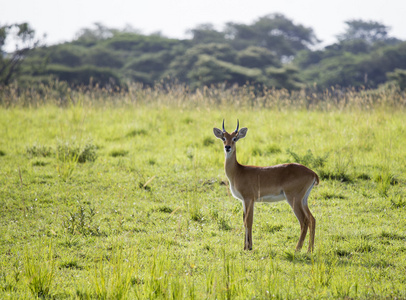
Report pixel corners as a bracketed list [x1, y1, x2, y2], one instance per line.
[213, 120, 319, 252]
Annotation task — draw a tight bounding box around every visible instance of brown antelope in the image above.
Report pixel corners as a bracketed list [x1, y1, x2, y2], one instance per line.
[213, 120, 319, 252]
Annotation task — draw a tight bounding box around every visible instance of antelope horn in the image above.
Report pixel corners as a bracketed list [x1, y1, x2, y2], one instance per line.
[222, 119, 226, 132]
[235, 119, 239, 133]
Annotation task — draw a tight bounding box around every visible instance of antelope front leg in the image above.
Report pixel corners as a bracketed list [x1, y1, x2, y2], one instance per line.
[243, 199, 254, 250]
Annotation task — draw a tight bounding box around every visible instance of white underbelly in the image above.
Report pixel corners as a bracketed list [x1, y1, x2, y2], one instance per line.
[229, 184, 286, 203]
[256, 193, 286, 203]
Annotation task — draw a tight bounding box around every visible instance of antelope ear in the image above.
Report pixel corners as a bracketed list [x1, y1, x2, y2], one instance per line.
[236, 127, 248, 140]
[213, 128, 224, 139]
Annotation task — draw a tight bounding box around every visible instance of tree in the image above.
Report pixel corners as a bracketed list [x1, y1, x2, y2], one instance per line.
[74, 23, 116, 46]
[296, 41, 406, 89]
[387, 69, 406, 90]
[166, 42, 301, 89]
[237, 46, 280, 68]
[86, 47, 124, 68]
[45, 65, 120, 86]
[0, 23, 42, 86]
[337, 20, 391, 44]
[225, 14, 319, 59]
[188, 24, 226, 45]
[123, 51, 174, 85]
[266, 66, 303, 90]
[166, 43, 237, 83]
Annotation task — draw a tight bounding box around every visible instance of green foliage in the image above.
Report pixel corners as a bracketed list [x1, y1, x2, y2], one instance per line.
[46, 64, 121, 86]
[10, 16, 406, 91]
[237, 46, 280, 68]
[262, 223, 283, 233]
[389, 194, 406, 208]
[373, 167, 398, 197]
[286, 149, 328, 170]
[189, 23, 226, 45]
[225, 13, 319, 58]
[309, 254, 337, 291]
[167, 43, 237, 83]
[87, 47, 124, 68]
[188, 54, 262, 88]
[91, 247, 136, 299]
[56, 145, 79, 181]
[78, 143, 98, 163]
[1, 92, 406, 298]
[337, 19, 391, 44]
[62, 204, 101, 236]
[265, 144, 281, 154]
[57, 142, 98, 163]
[24, 244, 55, 298]
[126, 128, 147, 137]
[56, 141, 97, 181]
[0, 23, 42, 86]
[152, 205, 173, 214]
[26, 144, 53, 157]
[266, 66, 303, 89]
[296, 41, 406, 89]
[387, 68, 406, 90]
[47, 44, 85, 67]
[110, 149, 128, 157]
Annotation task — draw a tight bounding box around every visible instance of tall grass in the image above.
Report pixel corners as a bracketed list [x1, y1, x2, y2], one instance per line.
[1, 81, 405, 110]
[24, 243, 56, 298]
[0, 82, 405, 298]
[91, 247, 136, 299]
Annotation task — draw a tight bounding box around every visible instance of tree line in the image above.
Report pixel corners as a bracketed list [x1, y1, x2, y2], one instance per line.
[1, 14, 406, 90]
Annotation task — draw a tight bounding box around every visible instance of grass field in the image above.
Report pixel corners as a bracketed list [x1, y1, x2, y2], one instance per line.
[1, 87, 406, 299]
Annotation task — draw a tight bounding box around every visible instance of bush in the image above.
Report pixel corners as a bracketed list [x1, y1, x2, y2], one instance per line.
[62, 205, 101, 236]
[26, 144, 53, 157]
[286, 149, 328, 169]
[78, 143, 98, 163]
[109, 149, 128, 157]
[57, 142, 97, 163]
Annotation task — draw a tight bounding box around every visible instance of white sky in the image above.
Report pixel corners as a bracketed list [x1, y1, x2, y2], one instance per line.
[1, 0, 406, 49]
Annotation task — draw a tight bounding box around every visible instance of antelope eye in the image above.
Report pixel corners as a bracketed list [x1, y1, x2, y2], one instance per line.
[232, 137, 237, 142]
[221, 137, 226, 141]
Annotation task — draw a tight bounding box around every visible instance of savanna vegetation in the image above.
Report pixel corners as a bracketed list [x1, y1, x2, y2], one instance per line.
[1, 85, 406, 298]
[1, 11, 406, 299]
[2, 14, 406, 91]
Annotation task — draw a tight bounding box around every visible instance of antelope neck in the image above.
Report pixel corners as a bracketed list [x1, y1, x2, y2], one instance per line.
[224, 150, 241, 182]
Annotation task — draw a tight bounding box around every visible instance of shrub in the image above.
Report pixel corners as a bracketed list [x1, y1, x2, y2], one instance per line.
[57, 142, 97, 163]
[126, 128, 147, 137]
[373, 168, 398, 197]
[31, 159, 49, 167]
[286, 149, 328, 169]
[55, 142, 98, 180]
[263, 223, 283, 233]
[78, 143, 98, 163]
[265, 144, 281, 154]
[203, 136, 215, 146]
[152, 206, 173, 213]
[110, 149, 128, 157]
[26, 144, 53, 157]
[62, 205, 101, 236]
[389, 194, 406, 208]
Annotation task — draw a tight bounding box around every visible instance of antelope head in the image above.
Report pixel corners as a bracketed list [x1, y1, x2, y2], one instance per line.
[213, 120, 248, 157]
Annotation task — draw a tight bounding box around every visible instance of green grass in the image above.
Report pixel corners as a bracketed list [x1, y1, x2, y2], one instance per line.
[0, 96, 406, 298]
